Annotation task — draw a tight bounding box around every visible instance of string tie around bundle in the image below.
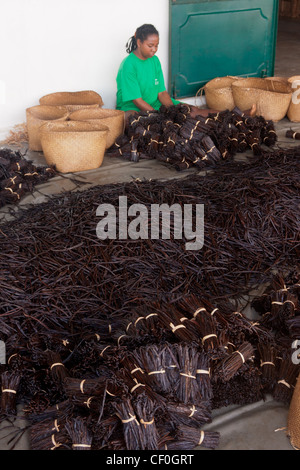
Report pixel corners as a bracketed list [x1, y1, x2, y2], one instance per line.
[198, 430, 205, 445]
[148, 370, 165, 376]
[278, 379, 291, 389]
[100, 345, 111, 357]
[50, 362, 64, 370]
[51, 434, 62, 450]
[130, 379, 146, 393]
[131, 366, 144, 375]
[134, 317, 145, 327]
[260, 361, 275, 367]
[140, 418, 155, 429]
[52, 420, 60, 432]
[72, 444, 92, 449]
[196, 368, 210, 376]
[202, 334, 217, 345]
[118, 412, 140, 426]
[170, 322, 186, 333]
[180, 372, 196, 379]
[210, 308, 218, 316]
[83, 397, 93, 408]
[233, 350, 245, 363]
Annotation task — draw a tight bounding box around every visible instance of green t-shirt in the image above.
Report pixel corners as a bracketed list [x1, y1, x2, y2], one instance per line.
[116, 52, 179, 112]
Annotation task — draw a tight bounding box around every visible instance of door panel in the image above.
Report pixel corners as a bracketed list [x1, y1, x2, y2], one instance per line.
[169, 0, 279, 98]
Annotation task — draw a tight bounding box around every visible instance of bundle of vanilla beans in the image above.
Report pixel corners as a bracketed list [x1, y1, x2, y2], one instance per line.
[0, 147, 57, 208]
[107, 104, 277, 170]
[0, 142, 299, 450]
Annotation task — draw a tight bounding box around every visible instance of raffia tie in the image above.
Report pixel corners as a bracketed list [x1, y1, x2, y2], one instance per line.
[140, 418, 154, 428]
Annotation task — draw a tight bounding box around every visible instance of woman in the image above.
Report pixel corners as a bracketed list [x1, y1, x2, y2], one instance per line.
[116, 24, 201, 122]
[116, 24, 256, 123]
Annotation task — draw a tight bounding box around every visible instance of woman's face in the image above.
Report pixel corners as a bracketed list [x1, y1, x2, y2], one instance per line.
[137, 34, 159, 59]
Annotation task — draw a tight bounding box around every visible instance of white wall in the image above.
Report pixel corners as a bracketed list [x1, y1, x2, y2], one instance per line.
[0, 0, 169, 132]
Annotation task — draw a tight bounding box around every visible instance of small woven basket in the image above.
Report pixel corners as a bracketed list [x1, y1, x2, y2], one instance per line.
[26, 105, 69, 151]
[40, 121, 108, 173]
[287, 373, 300, 450]
[287, 76, 300, 122]
[232, 78, 292, 121]
[39, 90, 104, 112]
[69, 108, 125, 149]
[200, 76, 238, 111]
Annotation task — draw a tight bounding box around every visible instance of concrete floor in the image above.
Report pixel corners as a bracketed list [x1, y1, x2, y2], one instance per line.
[0, 17, 300, 451]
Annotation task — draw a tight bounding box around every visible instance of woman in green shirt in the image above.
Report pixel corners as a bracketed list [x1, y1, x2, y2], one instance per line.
[116, 24, 201, 122]
[116, 24, 256, 124]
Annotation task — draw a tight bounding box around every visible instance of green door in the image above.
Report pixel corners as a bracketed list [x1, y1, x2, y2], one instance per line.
[169, 0, 279, 99]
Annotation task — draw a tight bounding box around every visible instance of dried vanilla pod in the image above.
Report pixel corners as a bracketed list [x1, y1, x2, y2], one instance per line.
[135, 394, 160, 450]
[1, 370, 21, 415]
[273, 352, 300, 404]
[166, 425, 220, 450]
[46, 350, 69, 383]
[65, 417, 93, 450]
[138, 344, 170, 394]
[175, 344, 202, 406]
[257, 342, 278, 391]
[165, 400, 212, 428]
[286, 129, 300, 140]
[196, 352, 213, 400]
[0, 147, 57, 207]
[113, 397, 144, 450]
[213, 341, 255, 382]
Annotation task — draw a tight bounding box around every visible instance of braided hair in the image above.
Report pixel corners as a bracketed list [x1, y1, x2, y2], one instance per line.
[126, 24, 159, 54]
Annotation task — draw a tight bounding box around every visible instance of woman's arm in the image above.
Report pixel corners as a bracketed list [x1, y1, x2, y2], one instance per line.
[133, 98, 155, 112]
[133, 91, 174, 112]
[158, 90, 175, 107]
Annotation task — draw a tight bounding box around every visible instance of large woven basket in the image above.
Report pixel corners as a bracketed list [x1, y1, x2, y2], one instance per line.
[69, 108, 125, 149]
[26, 105, 69, 151]
[287, 76, 300, 122]
[232, 78, 292, 121]
[201, 76, 238, 111]
[287, 373, 300, 450]
[39, 90, 104, 112]
[40, 121, 108, 173]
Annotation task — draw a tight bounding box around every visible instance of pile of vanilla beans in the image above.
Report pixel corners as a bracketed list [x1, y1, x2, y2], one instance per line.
[0, 148, 57, 208]
[0, 136, 299, 450]
[107, 104, 277, 170]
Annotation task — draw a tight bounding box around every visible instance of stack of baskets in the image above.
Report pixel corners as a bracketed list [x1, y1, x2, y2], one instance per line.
[25, 90, 125, 173]
[201, 75, 297, 122]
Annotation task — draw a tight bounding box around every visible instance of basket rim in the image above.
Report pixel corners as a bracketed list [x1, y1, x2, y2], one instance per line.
[39, 90, 104, 106]
[232, 79, 292, 95]
[40, 121, 109, 134]
[26, 105, 69, 119]
[69, 108, 125, 120]
[204, 76, 239, 90]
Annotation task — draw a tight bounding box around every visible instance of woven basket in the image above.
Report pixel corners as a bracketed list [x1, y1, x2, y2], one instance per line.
[287, 76, 300, 122]
[201, 76, 239, 111]
[40, 121, 108, 173]
[39, 90, 104, 112]
[232, 78, 292, 121]
[69, 108, 125, 149]
[26, 105, 69, 151]
[287, 373, 300, 450]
